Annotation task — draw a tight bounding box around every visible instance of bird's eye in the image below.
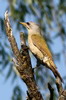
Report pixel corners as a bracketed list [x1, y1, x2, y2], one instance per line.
[26, 22, 30, 25]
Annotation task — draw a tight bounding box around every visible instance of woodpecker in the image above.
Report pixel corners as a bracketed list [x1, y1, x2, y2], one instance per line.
[20, 21, 63, 82]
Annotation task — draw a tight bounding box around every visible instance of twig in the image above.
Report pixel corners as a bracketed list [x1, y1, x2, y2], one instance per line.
[4, 11, 22, 66]
[58, 90, 66, 100]
[20, 32, 26, 46]
[56, 77, 63, 95]
[56, 77, 66, 100]
[4, 11, 43, 100]
[48, 83, 54, 100]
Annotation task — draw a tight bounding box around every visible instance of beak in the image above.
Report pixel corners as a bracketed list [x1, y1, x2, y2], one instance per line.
[20, 22, 27, 27]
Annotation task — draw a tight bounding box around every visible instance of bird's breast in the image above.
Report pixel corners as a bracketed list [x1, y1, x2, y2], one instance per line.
[28, 34, 43, 60]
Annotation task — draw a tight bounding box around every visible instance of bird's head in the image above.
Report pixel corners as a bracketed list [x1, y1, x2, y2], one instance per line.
[20, 21, 41, 34]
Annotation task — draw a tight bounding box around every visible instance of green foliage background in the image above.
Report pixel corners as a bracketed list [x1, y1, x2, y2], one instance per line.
[0, 0, 66, 100]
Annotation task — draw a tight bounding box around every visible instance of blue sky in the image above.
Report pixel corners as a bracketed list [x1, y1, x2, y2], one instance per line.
[0, 0, 66, 100]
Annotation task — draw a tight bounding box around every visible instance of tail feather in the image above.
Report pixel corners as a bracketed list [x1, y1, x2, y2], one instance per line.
[45, 60, 63, 82]
[51, 65, 63, 82]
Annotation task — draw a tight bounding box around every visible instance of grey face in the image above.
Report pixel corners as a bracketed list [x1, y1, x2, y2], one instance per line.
[26, 22, 40, 31]
[20, 21, 40, 33]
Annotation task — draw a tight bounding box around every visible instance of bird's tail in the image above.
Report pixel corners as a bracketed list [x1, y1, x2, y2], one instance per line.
[46, 60, 63, 82]
[51, 65, 63, 82]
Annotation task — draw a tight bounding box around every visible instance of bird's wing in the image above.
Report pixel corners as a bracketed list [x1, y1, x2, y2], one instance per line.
[31, 34, 52, 59]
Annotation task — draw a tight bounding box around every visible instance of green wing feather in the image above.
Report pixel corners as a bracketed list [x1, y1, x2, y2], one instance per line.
[31, 34, 52, 59]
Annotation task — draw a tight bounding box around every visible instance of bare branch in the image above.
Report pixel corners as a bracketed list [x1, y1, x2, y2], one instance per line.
[56, 77, 66, 100]
[4, 11, 43, 100]
[4, 11, 22, 65]
[20, 32, 26, 46]
[48, 83, 54, 100]
[56, 77, 63, 95]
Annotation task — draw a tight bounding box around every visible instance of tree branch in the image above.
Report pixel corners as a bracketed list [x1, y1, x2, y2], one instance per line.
[56, 77, 66, 100]
[48, 83, 54, 100]
[4, 11, 43, 100]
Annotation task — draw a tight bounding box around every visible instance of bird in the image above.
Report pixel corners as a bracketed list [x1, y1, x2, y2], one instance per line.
[20, 21, 63, 82]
